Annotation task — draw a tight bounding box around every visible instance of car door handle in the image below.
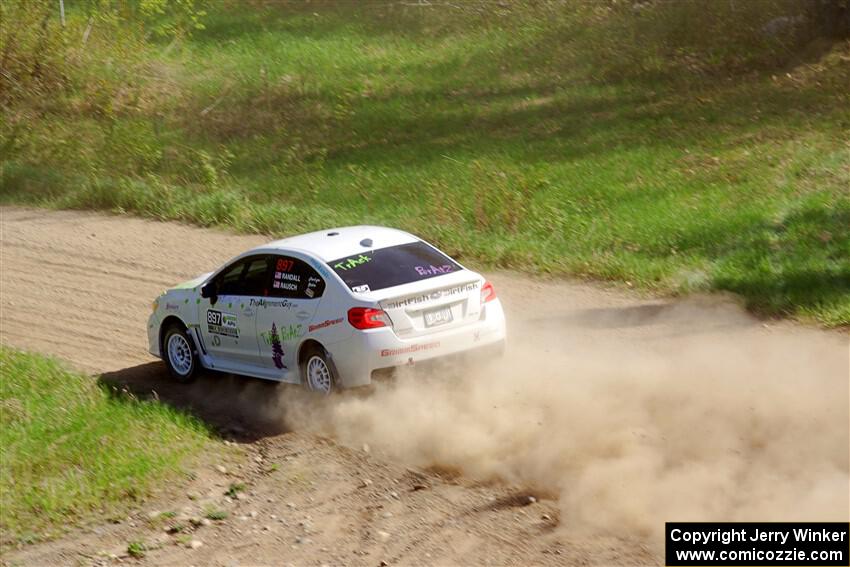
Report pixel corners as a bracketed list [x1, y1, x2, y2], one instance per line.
[295, 310, 311, 320]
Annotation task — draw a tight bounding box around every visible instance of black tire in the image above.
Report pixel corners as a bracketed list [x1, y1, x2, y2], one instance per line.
[162, 325, 198, 383]
[300, 344, 337, 395]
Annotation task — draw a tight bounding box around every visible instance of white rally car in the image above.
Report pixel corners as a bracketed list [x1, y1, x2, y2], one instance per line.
[148, 226, 506, 394]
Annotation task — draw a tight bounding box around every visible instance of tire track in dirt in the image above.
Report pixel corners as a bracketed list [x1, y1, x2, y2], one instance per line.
[1, 207, 264, 373]
[5, 207, 620, 565]
[1, 206, 847, 567]
[2, 243, 179, 287]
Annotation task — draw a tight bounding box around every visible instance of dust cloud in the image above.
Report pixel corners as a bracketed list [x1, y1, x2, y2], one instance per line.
[276, 298, 849, 544]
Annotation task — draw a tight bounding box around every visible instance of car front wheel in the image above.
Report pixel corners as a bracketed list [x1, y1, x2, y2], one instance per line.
[163, 325, 197, 383]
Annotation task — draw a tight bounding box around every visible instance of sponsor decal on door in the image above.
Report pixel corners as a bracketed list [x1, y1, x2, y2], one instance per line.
[207, 309, 239, 337]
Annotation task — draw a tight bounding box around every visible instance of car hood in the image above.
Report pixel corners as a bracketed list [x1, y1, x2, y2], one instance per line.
[171, 272, 213, 291]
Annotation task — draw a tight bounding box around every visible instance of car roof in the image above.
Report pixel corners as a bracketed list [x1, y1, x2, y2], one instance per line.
[255, 225, 419, 262]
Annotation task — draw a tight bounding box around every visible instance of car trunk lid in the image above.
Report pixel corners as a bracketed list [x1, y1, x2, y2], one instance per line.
[370, 273, 483, 338]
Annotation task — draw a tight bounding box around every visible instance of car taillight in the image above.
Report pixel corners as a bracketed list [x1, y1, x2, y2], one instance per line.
[348, 307, 391, 329]
[480, 281, 496, 304]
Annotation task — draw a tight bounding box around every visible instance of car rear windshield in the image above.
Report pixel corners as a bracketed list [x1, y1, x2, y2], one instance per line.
[329, 242, 461, 292]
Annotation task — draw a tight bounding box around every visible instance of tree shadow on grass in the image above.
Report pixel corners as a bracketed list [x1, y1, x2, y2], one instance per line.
[98, 362, 294, 442]
[193, 56, 846, 186]
[710, 204, 850, 324]
[717, 268, 850, 325]
[184, 0, 850, 172]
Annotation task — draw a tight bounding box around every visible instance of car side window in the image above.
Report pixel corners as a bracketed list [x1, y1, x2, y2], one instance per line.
[217, 261, 246, 295]
[268, 255, 326, 299]
[241, 256, 273, 296]
[215, 255, 272, 296]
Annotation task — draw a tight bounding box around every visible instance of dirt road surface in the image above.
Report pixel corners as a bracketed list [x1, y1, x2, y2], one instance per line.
[1, 206, 847, 566]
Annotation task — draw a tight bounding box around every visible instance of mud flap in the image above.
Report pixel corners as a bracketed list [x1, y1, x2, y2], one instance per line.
[187, 325, 215, 370]
[190, 325, 208, 355]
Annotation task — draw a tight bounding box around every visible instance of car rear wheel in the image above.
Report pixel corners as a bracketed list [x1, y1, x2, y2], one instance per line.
[163, 325, 197, 383]
[301, 345, 336, 395]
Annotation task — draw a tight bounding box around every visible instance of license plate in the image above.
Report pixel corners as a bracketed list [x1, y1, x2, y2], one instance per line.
[424, 306, 453, 327]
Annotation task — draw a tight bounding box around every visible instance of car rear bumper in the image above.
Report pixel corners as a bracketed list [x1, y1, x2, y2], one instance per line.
[327, 298, 506, 388]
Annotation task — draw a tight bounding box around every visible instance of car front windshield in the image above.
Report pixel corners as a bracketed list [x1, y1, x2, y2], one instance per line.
[329, 242, 461, 292]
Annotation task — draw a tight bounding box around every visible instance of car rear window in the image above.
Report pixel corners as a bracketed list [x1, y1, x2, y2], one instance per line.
[329, 242, 461, 292]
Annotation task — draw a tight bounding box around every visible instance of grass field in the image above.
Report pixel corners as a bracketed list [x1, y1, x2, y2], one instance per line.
[0, 347, 211, 546]
[1, 1, 848, 325]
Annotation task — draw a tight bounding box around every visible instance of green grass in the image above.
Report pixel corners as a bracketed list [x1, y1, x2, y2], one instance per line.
[127, 541, 147, 559]
[1, 1, 848, 325]
[0, 347, 211, 547]
[203, 506, 228, 521]
[224, 481, 245, 498]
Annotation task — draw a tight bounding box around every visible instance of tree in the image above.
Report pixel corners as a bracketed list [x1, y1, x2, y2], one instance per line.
[270, 323, 285, 370]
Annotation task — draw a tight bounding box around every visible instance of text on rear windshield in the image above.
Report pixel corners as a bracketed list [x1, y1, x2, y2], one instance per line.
[329, 242, 461, 292]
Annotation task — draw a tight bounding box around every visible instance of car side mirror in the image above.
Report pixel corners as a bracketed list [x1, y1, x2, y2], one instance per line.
[201, 282, 217, 305]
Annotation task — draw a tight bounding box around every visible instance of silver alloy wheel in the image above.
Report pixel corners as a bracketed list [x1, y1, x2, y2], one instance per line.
[167, 333, 193, 376]
[306, 355, 332, 394]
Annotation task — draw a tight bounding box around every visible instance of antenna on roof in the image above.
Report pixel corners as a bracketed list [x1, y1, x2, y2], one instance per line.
[360, 238, 373, 247]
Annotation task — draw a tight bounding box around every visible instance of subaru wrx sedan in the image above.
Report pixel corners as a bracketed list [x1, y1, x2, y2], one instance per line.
[148, 226, 506, 394]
